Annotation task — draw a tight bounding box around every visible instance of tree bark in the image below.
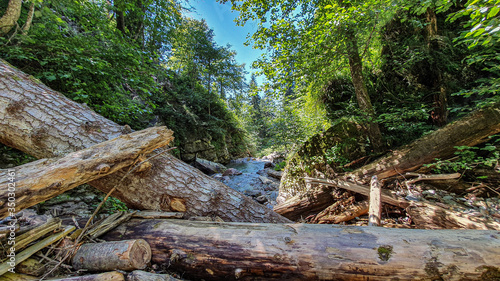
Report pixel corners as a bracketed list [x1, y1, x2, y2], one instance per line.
[407, 201, 500, 230]
[0, 127, 173, 219]
[127, 270, 182, 281]
[21, 3, 34, 35]
[0, 59, 289, 223]
[0, 0, 22, 36]
[273, 185, 335, 221]
[48, 272, 126, 281]
[103, 219, 500, 281]
[72, 240, 151, 272]
[345, 27, 384, 152]
[348, 102, 500, 181]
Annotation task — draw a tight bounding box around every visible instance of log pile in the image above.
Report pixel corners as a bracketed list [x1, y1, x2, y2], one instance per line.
[0, 59, 500, 280]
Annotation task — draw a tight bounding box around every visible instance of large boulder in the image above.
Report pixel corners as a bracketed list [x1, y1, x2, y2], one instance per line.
[278, 120, 369, 204]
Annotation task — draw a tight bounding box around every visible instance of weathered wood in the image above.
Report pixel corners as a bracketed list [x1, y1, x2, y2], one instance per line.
[407, 201, 500, 230]
[273, 185, 335, 220]
[312, 198, 369, 224]
[126, 270, 182, 281]
[14, 258, 45, 277]
[0, 59, 290, 223]
[0, 127, 173, 219]
[85, 211, 134, 239]
[0, 225, 75, 276]
[0, 272, 38, 281]
[103, 219, 500, 281]
[47, 272, 125, 281]
[349, 103, 500, 181]
[369, 176, 381, 226]
[276, 177, 407, 220]
[131, 211, 184, 219]
[15, 218, 61, 251]
[72, 240, 151, 272]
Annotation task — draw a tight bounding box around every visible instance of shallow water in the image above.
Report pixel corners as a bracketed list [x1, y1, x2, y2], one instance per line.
[224, 159, 267, 193]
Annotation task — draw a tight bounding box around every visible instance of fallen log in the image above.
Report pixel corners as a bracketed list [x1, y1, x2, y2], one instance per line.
[312, 197, 369, 224]
[103, 219, 500, 281]
[368, 176, 381, 226]
[0, 59, 289, 223]
[349, 103, 500, 181]
[72, 240, 151, 272]
[407, 201, 500, 230]
[0, 127, 173, 219]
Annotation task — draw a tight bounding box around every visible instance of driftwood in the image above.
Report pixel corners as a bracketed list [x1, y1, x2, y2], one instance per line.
[368, 176, 381, 226]
[407, 201, 500, 230]
[48, 272, 125, 281]
[312, 198, 369, 224]
[126, 270, 182, 281]
[0, 225, 75, 276]
[72, 240, 151, 272]
[0, 127, 173, 219]
[275, 177, 407, 220]
[103, 219, 500, 281]
[0, 59, 289, 223]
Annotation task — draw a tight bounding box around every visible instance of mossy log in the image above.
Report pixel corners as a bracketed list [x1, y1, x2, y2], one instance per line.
[72, 240, 151, 272]
[0, 127, 173, 219]
[0, 59, 289, 223]
[103, 219, 500, 281]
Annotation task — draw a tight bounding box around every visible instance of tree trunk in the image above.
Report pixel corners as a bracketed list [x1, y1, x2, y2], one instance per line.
[345, 27, 384, 152]
[0, 0, 22, 36]
[0, 59, 290, 223]
[72, 240, 151, 272]
[348, 102, 500, 181]
[21, 3, 34, 35]
[272, 185, 335, 221]
[0, 127, 173, 219]
[103, 219, 500, 281]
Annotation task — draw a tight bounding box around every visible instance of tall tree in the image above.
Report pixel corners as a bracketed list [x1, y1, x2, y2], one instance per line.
[0, 0, 22, 35]
[222, 0, 391, 152]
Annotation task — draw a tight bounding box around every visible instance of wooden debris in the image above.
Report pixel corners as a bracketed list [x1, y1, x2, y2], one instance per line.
[312, 197, 369, 224]
[48, 271, 125, 281]
[15, 218, 62, 252]
[0, 127, 174, 219]
[103, 219, 500, 281]
[0, 272, 38, 281]
[72, 239, 151, 272]
[407, 201, 500, 230]
[0, 225, 75, 276]
[126, 270, 183, 281]
[304, 177, 409, 208]
[131, 211, 184, 219]
[15, 258, 46, 277]
[85, 211, 134, 239]
[273, 185, 335, 220]
[369, 176, 382, 226]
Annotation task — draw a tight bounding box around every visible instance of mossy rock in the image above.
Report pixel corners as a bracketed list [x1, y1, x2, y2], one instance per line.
[278, 119, 369, 203]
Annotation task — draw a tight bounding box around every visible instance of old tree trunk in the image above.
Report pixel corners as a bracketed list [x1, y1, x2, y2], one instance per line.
[103, 219, 500, 281]
[0, 59, 289, 223]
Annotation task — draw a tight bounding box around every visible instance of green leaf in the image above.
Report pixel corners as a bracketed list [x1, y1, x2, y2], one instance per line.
[488, 5, 499, 18]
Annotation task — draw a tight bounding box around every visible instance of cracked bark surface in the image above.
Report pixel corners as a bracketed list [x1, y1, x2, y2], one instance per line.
[0, 59, 290, 223]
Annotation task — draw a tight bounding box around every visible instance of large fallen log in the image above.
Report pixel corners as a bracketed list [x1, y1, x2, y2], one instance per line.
[349, 103, 500, 181]
[0, 59, 289, 223]
[103, 219, 500, 281]
[0, 127, 173, 219]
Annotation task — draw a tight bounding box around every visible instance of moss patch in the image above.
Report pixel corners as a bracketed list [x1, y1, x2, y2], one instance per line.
[377, 245, 393, 262]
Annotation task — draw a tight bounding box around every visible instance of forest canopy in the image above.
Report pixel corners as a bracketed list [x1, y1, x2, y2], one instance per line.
[0, 0, 499, 162]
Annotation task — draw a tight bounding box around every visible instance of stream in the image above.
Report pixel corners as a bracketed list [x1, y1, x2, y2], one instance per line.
[216, 158, 280, 208]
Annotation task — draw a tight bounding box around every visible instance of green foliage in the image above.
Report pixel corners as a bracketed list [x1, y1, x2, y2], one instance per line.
[426, 135, 500, 173]
[101, 196, 129, 214]
[273, 161, 287, 171]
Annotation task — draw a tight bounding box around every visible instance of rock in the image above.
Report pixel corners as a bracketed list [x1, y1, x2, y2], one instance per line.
[267, 169, 283, 179]
[244, 190, 263, 197]
[193, 158, 227, 175]
[259, 176, 274, 185]
[223, 168, 242, 176]
[264, 162, 275, 169]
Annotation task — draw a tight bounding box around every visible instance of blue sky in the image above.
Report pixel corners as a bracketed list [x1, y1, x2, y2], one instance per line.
[185, 0, 265, 85]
